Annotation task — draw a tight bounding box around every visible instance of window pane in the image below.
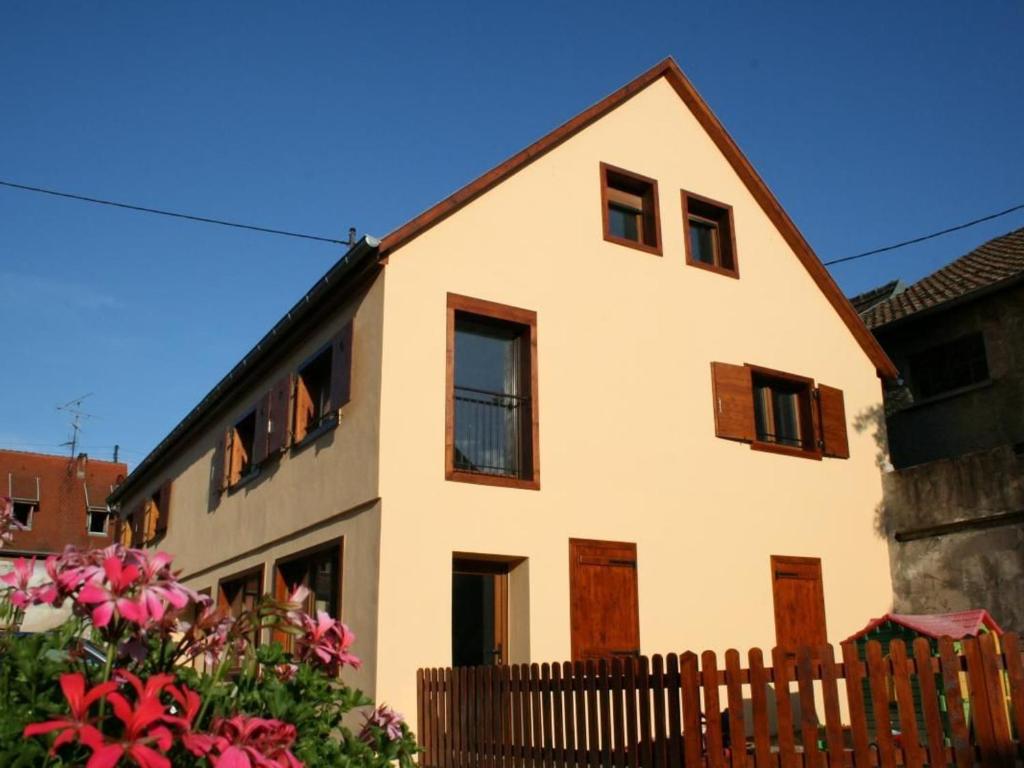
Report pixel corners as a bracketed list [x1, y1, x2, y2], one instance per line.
[609, 204, 640, 241]
[689, 219, 717, 264]
[754, 378, 805, 448]
[772, 391, 802, 447]
[454, 317, 527, 477]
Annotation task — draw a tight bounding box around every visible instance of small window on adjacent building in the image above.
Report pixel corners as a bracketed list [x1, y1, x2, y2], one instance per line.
[12, 501, 34, 530]
[600, 163, 661, 254]
[87, 507, 109, 536]
[228, 411, 257, 487]
[683, 191, 737, 277]
[909, 332, 989, 400]
[446, 294, 539, 489]
[294, 346, 334, 443]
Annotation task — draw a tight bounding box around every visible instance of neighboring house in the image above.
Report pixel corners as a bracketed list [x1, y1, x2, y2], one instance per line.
[858, 226, 1024, 631]
[0, 449, 127, 629]
[108, 58, 898, 719]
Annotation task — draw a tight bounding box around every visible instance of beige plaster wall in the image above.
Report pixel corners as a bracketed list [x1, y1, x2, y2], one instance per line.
[375, 77, 893, 720]
[117, 275, 386, 697]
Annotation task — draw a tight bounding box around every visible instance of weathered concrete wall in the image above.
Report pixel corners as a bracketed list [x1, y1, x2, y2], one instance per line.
[882, 444, 1024, 631]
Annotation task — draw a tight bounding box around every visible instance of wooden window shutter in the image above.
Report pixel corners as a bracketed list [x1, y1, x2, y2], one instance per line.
[816, 384, 850, 459]
[209, 431, 229, 508]
[155, 480, 172, 537]
[771, 555, 827, 653]
[131, 504, 145, 547]
[252, 391, 271, 466]
[710, 362, 755, 442]
[267, 374, 293, 455]
[329, 319, 354, 412]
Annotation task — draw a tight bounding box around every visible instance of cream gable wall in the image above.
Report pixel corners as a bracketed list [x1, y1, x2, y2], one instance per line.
[375, 77, 891, 718]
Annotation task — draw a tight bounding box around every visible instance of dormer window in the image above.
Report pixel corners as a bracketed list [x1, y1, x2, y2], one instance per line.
[600, 163, 661, 254]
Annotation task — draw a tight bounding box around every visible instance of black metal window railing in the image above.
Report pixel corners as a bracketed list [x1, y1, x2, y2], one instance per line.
[453, 385, 530, 478]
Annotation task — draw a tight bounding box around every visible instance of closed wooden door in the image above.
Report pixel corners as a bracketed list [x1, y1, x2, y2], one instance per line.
[770, 554, 827, 653]
[569, 539, 640, 661]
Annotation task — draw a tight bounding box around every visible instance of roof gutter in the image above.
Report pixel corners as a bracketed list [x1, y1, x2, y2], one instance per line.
[109, 235, 381, 506]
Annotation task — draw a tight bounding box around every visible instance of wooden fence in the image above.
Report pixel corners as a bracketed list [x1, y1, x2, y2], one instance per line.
[417, 633, 1024, 767]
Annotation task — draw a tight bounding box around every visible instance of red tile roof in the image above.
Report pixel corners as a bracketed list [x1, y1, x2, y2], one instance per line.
[862, 227, 1024, 329]
[846, 609, 1003, 642]
[1, 449, 127, 555]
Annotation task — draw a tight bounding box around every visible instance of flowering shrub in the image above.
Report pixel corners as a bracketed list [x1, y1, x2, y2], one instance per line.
[0, 522, 418, 767]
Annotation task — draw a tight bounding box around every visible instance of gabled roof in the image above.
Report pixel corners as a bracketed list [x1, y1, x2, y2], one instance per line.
[848, 280, 905, 315]
[862, 227, 1024, 330]
[379, 57, 897, 380]
[846, 609, 1003, 642]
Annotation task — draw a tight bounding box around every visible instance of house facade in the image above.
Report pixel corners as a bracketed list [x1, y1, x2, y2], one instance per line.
[1, 449, 127, 629]
[109, 59, 897, 720]
[858, 226, 1024, 631]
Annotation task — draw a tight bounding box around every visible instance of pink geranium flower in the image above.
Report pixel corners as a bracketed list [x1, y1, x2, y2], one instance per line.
[185, 715, 302, 768]
[0, 556, 57, 608]
[77, 554, 148, 627]
[0, 495, 25, 548]
[359, 704, 405, 743]
[23, 672, 117, 754]
[291, 611, 361, 677]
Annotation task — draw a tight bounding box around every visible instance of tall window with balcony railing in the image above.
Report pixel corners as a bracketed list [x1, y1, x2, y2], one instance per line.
[446, 294, 538, 489]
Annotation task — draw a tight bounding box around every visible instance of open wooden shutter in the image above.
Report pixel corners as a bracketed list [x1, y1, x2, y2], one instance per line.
[209, 430, 230, 508]
[816, 384, 850, 459]
[155, 480, 172, 537]
[710, 362, 755, 442]
[252, 391, 271, 465]
[131, 504, 145, 547]
[329, 319, 354, 412]
[771, 555, 827, 654]
[267, 374, 293, 455]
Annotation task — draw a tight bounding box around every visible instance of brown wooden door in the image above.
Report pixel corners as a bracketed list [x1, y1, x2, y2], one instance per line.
[770, 555, 827, 653]
[569, 539, 640, 661]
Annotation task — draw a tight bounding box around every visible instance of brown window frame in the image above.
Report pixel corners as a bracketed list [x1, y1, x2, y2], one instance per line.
[600, 162, 662, 255]
[445, 293, 540, 491]
[293, 343, 336, 445]
[749, 365, 822, 461]
[272, 539, 344, 649]
[227, 409, 259, 490]
[682, 190, 738, 278]
[217, 564, 265, 616]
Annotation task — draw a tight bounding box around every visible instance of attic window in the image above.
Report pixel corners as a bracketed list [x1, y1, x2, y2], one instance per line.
[600, 163, 661, 255]
[87, 508, 109, 536]
[909, 332, 989, 400]
[12, 501, 34, 530]
[683, 191, 737, 277]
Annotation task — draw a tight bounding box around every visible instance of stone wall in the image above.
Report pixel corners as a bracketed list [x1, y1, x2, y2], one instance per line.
[882, 444, 1024, 631]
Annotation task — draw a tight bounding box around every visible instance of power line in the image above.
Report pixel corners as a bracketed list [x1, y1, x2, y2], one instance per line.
[0, 179, 353, 246]
[825, 203, 1024, 266]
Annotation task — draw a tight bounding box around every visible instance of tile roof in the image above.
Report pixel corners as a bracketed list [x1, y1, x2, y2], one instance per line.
[845, 609, 1003, 641]
[861, 227, 1024, 329]
[848, 279, 905, 315]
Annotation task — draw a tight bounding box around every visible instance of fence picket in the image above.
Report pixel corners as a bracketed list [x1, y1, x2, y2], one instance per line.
[651, 655, 669, 768]
[865, 640, 897, 768]
[976, 633, 1014, 766]
[702, 650, 726, 768]
[597, 659, 612, 768]
[680, 652, 702, 768]
[610, 658, 626, 768]
[724, 650, 748, 768]
[666, 654, 683, 768]
[818, 645, 846, 767]
[624, 656, 640, 768]
[937, 637, 972, 768]
[748, 648, 772, 768]
[530, 663, 543, 768]
[911, 638, 946, 768]
[572, 662, 587, 768]
[840, 642, 872, 768]
[795, 647, 822, 768]
[889, 640, 924, 768]
[1002, 633, 1024, 753]
[637, 656, 653, 768]
[541, 663, 553, 768]
[561, 662, 577, 768]
[771, 646, 799, 768]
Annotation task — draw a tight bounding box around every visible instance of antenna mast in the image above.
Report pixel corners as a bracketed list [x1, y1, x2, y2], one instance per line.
[57, 393, 95, 460]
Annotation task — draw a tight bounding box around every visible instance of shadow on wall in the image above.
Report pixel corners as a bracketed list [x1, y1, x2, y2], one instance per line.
[853, 404, 894, 540]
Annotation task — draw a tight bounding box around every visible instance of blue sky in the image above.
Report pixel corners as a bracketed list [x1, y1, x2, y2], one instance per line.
[2, 2, 1022, 468]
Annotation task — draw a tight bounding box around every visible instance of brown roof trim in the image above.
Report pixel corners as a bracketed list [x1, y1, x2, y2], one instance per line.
[378, 57, 898, 380]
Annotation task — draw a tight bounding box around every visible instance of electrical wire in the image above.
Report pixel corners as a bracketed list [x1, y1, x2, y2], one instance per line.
[824, 203, 1024, 266]
[0, 179, 351, 245]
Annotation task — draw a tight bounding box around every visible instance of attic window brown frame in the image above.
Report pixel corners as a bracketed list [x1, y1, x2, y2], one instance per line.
[682, 190, 738, 278]
[293, 344, 336, 445]
[446, 293, 540, 491]
[600, 163, 662, 255]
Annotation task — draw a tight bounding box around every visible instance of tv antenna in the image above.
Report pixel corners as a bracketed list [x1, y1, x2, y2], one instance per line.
[57, 393, 96, 461]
